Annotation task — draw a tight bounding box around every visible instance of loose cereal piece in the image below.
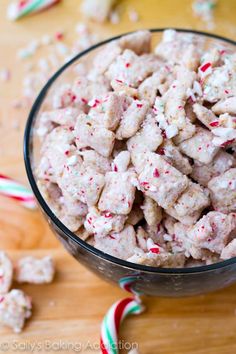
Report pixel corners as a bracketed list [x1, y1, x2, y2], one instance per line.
[37, 107, 79, 138]
[119, 30, 151, 55]
[172, 118, 196, 145]
[158, 140, 193, 175]
[127, 114, 163, 154]
[155, 30, 202, 67]
[0, 289, 32, 333]
[191, 150, 236, 187]
[126, 204, 143, 225]
[59, 164, 105, 206]
[106, 49, 159, 88]
[188, 211, 236, 255]
[0, 251, 13, 294]
[98, 171, 136, 215]
[116, 99, 149, 139]
[208, 168, 236, 213]
[221, 239, 236, 260]
[136, 226, 148, 251]
[76, 227, 91, 241]
[138, 71, 166, 105]
[166, 182, 210, 225]
[91, 42, 122, 75]
[193, 103, 218, 129]
[72, 76, 110, 108]
[127, 249, 186, 267]
[110, 79, 138, 98]
[52, 84, 77, 110]
[112, 151, 130, 172]
[211, 117, 236, 147]
[179, 127, 220, 164]
[94, 225, 137, 259]
[81, 0, 115, 22]
[212, 96, 236, 115]
[74, 114, 115, 157]
[137, 152, 189, 209]
[163, 214, 177, 236]
[40, 126, 76, 181]
[84, 206, 127, 236]
[80, 150, 112, 174]
[88, 92, 126, 131]
[15, 256, 55, 284]
[162, 66, 196, 132]
[201, 60, 236, 103]
[59, 213, 84, 232]
[61, 193, 88, 216]
[142, 196, 162, 226]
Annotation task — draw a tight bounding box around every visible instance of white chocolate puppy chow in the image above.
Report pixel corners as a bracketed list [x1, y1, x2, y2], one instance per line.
[0, 251, 13, 294]
[36, 29, 236, 267]
[0, 290, 32, 333]
[15, 256, 55, 284]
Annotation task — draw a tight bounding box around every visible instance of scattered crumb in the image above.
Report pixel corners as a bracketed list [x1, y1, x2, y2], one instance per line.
[192, 0, 217, 29]
[128, 8, 140, 22]
[0, 69, 11, 82]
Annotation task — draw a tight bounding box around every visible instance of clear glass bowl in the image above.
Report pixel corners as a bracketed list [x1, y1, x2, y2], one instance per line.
[24, 29, 236, 297]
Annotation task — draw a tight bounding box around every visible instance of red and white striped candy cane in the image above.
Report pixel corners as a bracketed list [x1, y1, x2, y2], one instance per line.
[0, 174, 36, 209]
[7, 0, 61, 21]
[100, 297, 144, 354]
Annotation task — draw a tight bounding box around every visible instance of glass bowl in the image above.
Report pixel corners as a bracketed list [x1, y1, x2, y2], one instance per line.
[24, 29, 236, 297]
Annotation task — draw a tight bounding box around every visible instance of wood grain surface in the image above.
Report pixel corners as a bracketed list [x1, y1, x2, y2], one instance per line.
[0, 0, 236, 353]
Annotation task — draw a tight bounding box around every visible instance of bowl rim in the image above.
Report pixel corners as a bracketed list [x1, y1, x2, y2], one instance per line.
[24, 28, 236, 275]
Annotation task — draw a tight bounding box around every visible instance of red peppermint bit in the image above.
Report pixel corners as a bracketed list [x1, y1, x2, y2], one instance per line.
[104, 211, 112, 218]
[178, 105, 183, 110]
[136, 103, 143, 108]
[55, 32, 64, 41]
[201, 225, 205, 230]
[159, 148, 165, 155]
[115, 79, 123, 83]
[150, 246, 160, 254]
[198, 147, 202, 151]
[172, 85, 176, 88]
[161, 130, 167, 139]
[153, 168, 160, 178]
[229, 181, 232, 186]
[71, 95, 77, 102]
[200, 62, 212, 73]
[108, 235, 116, 240]
[0, 297, 4, 303]
[207, 238, 212, 242]
[92, 99, 101, 108]
[220, 49, 226, 55]
[125, 62, 131, 68]
[140, 181, 149, 187]
[89, 177, 93, 181]
[69, 126, 74, 131]
[220, 139, 235, 147]
[164, 170, 170, 174]
[113, 164, 118, 172]
[19, 0, 27, 8]
[224, 90, 229, 94]
[64, 150, 69, 156]
[209, 121, 219, 127]
[206, 144, 210, 148]
[81, 97, 88, 104]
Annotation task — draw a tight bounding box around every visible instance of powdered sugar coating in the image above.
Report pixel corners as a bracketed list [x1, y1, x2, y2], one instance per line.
[36, 30, 236, 267]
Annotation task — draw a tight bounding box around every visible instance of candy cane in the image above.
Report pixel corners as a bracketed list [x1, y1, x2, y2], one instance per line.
[7, 0, 61, 21]
[119, 275, 142, 297]
[0, 174, 37, 209]
[100, 297, 144, 354]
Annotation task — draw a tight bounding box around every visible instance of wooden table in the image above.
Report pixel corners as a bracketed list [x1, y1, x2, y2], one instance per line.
[0, 0, 236, 353]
